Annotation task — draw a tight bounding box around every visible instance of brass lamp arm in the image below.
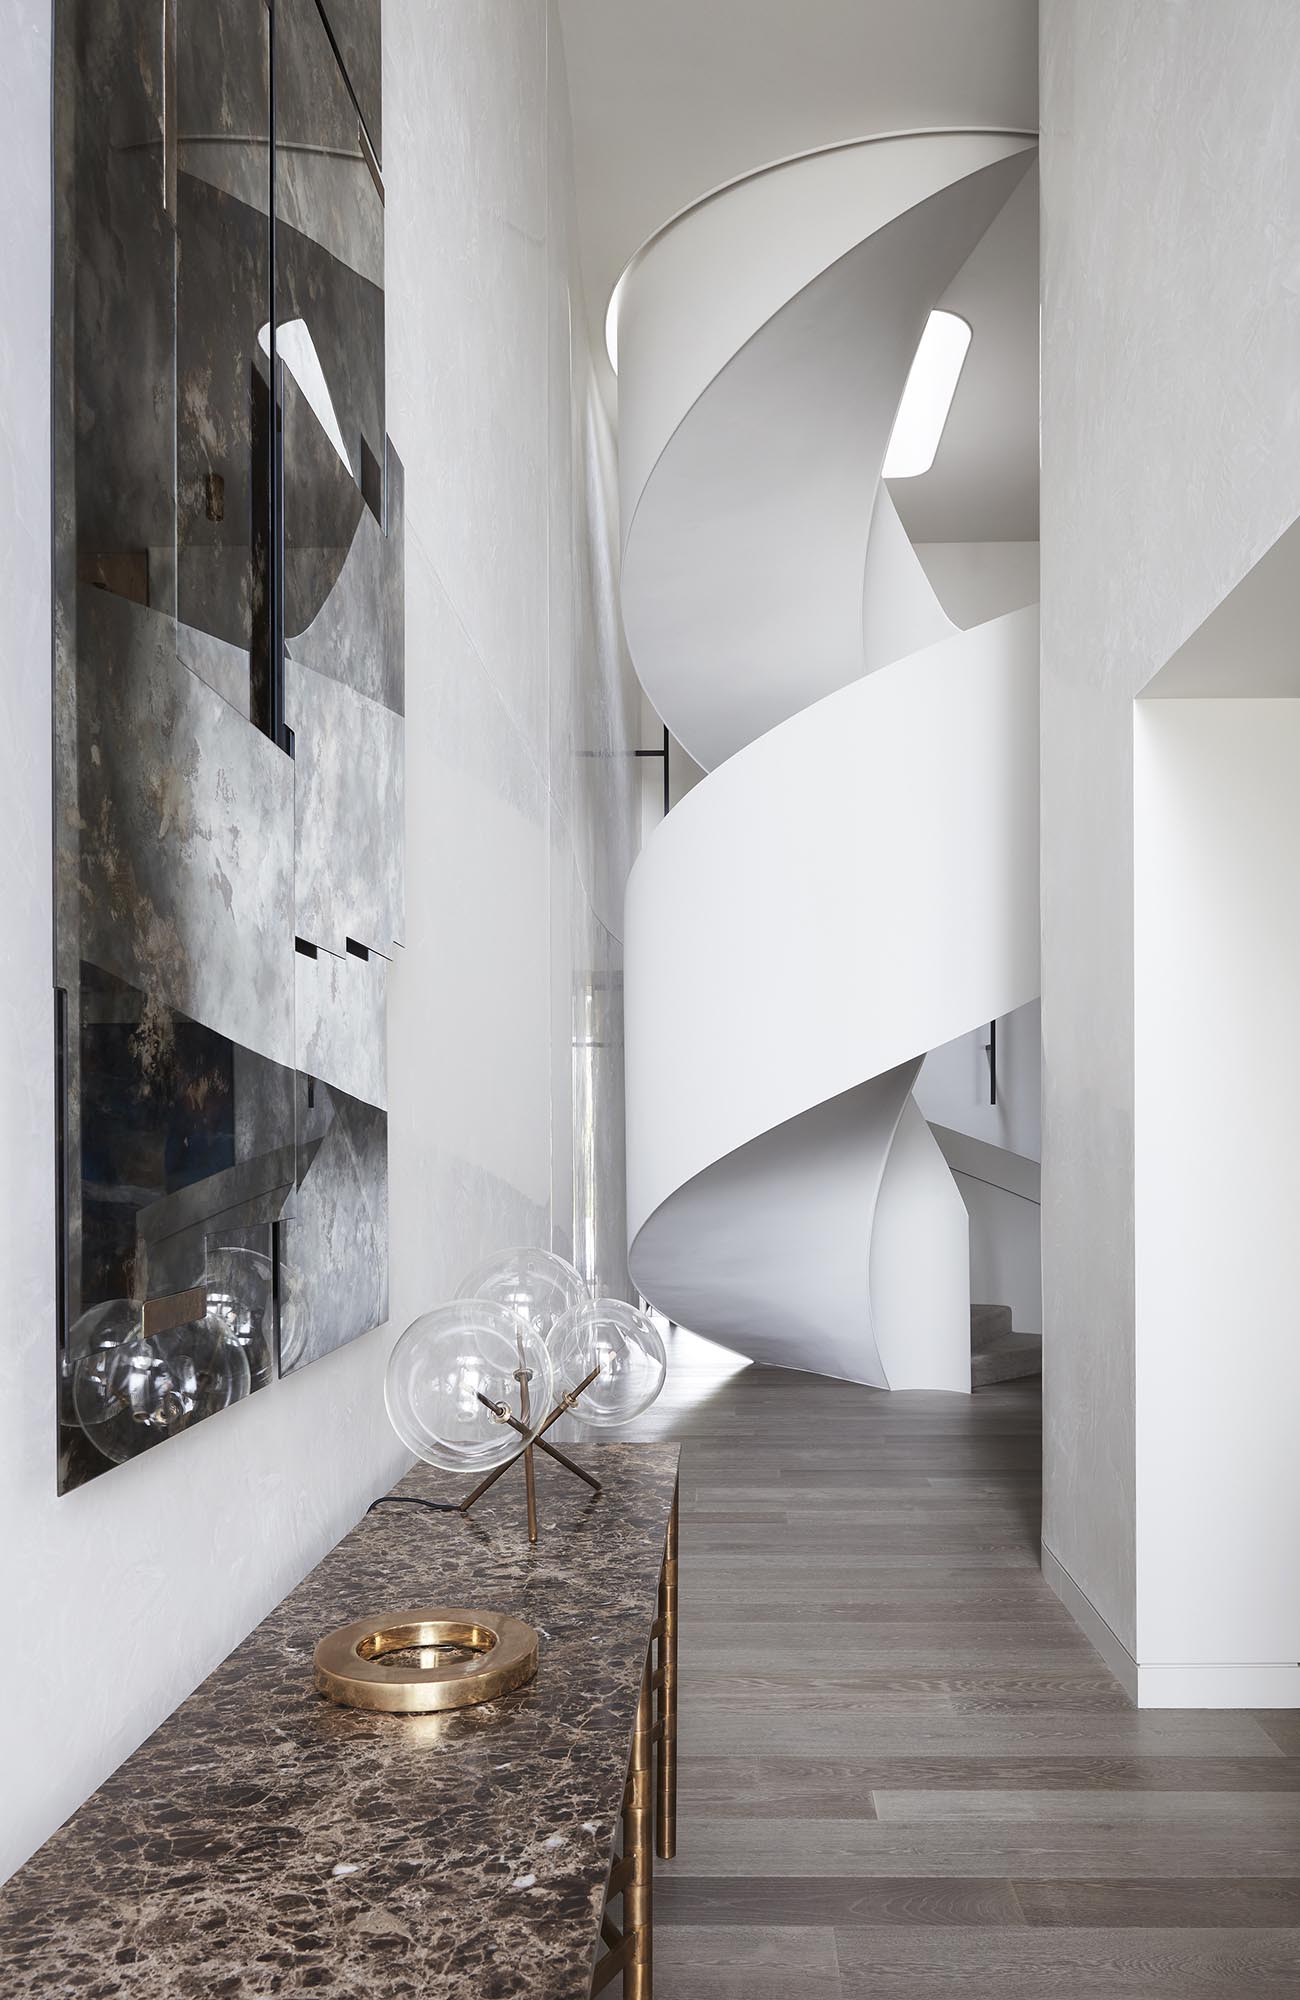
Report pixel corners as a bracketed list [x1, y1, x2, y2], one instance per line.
[478, 1398, 602, 1493]
[459, 1366, 603, 1521]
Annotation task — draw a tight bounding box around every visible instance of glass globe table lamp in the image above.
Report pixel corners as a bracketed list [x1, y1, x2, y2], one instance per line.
[383, 1250, 668, 1542]
[452, 1249, 590, 1535]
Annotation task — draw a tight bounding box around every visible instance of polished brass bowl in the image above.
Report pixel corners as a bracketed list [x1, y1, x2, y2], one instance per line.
[313, 1606, 539, 1714]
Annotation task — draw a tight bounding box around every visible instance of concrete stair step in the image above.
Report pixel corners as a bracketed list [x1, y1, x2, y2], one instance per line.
[972, 1330, 1043, 1388]
[971, 1301, 1013, 1349]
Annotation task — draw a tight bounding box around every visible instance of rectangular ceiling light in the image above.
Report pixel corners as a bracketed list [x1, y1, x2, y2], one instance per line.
[882, 310, 971, 479]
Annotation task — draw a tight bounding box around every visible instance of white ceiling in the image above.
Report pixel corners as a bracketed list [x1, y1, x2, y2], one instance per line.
[556, 0, 1040, 542]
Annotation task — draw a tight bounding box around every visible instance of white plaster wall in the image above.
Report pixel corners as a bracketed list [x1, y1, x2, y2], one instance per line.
[1040, 0, 1300, 1655]
[0, 0, 637, 1884]
[927, 1115, 1042, 1342]
[917, 999, 1042, 1336]
[904, 552, 1044, 1343]
[914, 541, 1039, 628]
[955, 1175, 1042, 1338]
[1134, 700, 1300, 1683]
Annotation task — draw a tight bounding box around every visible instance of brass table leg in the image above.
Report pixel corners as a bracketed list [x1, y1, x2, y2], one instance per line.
[623, 1658, 654, 1998]
[655, 1481, 678, 1860]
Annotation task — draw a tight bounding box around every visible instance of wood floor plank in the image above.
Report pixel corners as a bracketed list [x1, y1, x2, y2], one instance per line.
[1012, 1879, 1300, 1927]
[681, 1596, 1084, 1624]
[684, 1669, 1128, 1701]
[651, 1925, 843, 1999]
[666, 1814, 1300, 1878]
[682, 1540, 1043, 1569]
[780, 1504, 1048, 1525]
[686, 1481, 1041, 1504]
[834, 1926, 1300, 1994]
[677, 1754, 1300, 1815]
[680, 1571, 1061, 1603]
[656, 1877, 1026, 1927]
[679, 1630, 1108, 1663]
[676, 1711, 1281, 1757]
[677, 1681, 1133, 1716]
[1256, 1714, 1300, 1756]
[871, 1788, 1300, 1826]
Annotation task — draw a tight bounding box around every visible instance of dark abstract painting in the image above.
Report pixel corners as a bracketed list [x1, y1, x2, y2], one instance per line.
[53, 0, 402, 1490]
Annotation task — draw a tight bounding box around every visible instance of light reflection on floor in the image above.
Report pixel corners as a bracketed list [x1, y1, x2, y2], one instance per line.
[617, 1316, 754, 1444]
[546, 1315, 752, 1450]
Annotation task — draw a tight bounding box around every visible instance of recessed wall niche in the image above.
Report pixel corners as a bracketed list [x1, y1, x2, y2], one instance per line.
[52, 0, 403, 1492]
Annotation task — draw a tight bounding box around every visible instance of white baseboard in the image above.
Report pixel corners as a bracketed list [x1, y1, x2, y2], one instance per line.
[1041, 1541, 1138, 1701]
[1136, 1664, 1300, 1709]
[1043, 1542, 1300, 1708]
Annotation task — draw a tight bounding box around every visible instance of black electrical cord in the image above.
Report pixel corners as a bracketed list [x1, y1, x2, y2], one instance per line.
[367, 1494, 462, 1517]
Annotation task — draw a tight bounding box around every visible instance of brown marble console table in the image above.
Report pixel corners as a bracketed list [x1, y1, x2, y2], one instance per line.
[0, 1443, 681, 1999]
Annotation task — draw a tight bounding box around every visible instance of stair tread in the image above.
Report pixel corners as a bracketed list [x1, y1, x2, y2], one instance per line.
[970, 1301, 1014, 1349]
[971, 1329, 1042, 1388]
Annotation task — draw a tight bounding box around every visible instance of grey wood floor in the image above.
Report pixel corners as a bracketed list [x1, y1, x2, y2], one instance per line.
[623, 1337, 1300, 1998]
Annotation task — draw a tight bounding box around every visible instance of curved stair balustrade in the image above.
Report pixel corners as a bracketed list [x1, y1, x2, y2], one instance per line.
[618, 133, 1040, 1391]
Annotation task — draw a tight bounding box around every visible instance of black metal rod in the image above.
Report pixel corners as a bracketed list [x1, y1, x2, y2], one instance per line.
[986, 1018, 998, 1106]
[634, 728, 672, 818]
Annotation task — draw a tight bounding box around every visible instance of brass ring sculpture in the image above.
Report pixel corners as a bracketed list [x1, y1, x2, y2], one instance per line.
[314, 1606, 539, 1714]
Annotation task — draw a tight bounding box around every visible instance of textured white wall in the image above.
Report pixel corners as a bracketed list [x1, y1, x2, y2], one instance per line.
[1040, 0, 1300, 1656]
[0, 0, 638, 1883]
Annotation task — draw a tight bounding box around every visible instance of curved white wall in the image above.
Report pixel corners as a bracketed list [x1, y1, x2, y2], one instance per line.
[625, 611, 1040, 1238]
[614, 130, 1035, 524]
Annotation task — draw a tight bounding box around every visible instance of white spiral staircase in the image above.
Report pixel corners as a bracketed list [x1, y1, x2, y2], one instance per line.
[617, 132, 1040, 1393]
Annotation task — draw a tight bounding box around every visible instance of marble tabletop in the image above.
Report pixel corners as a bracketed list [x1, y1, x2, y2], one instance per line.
[0, 1443, 681, 1998]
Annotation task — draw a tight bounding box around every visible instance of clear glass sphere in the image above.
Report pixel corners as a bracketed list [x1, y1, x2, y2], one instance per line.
[454, 1245, 589, 1345]
[547, 1298, 667, 1429]
[70, 1297, 252, 1465]
[202, 1244, 275, 1390]
[385, 1298, 556, 1473]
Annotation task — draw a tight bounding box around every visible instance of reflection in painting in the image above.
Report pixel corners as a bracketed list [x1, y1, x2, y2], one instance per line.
[53, 0, 402, 1490]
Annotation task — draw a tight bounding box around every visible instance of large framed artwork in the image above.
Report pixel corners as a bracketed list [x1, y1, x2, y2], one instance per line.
[52, 0, 403, 1491]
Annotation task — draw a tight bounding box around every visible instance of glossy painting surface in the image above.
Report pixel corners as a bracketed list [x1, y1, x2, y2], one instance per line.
[53, 0, 402, 1489]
